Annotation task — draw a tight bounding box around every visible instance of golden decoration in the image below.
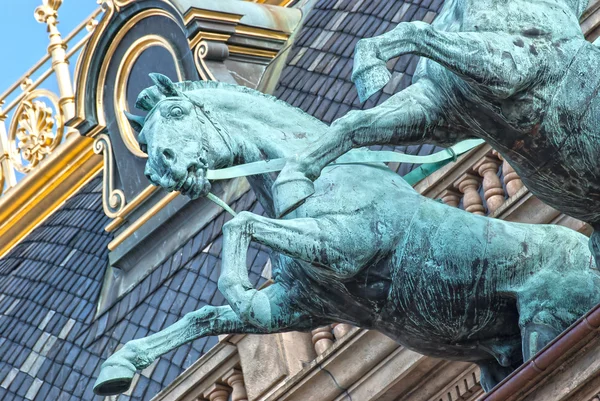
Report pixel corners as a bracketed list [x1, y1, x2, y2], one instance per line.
[93, 133, 126, 218]
[235, 25, 290, 42]
[0, 160, 4, 195]
[114, 34, 183, 158]
[20, 78, 33, 92]
[183, 9, 242, 26]
[194, 40, 218, 81]
[34, 0, 62, 24]
[86, 18, 99, 32]
[104, 184, 161, 232]
[94, 8, 177, 132]
[7, 89, 64, 173]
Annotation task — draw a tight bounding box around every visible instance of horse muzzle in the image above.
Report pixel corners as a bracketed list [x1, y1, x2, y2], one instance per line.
[178, 170, 211, 199]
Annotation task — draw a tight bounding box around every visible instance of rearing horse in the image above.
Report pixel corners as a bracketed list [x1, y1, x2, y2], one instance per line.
[272, 0, 600, 260]
[93, 74, 600, 396]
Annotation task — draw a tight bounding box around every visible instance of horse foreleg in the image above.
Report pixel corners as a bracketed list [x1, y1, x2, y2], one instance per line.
[94, 284, 319, 396]
[219, 211, 384, 327]
[272, 80, 452, 217]
[355, 21, 547, 100]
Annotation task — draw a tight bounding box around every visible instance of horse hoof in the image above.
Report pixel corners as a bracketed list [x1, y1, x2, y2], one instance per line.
[93, 359, 136, 396]
[352, 64, 391, 103]
[272, 172, 315, 218]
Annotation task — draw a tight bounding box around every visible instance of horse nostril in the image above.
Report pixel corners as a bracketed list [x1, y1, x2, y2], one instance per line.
[162, 148, 175, 164]
[145, 172, 153, 181]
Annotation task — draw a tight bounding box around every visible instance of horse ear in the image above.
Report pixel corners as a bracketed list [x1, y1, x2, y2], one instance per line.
[124, 110, 145, 132]
[149, 73, 181, 97]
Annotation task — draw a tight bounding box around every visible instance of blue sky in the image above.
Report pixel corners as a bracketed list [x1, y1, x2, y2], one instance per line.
[0, 0, 98, 95]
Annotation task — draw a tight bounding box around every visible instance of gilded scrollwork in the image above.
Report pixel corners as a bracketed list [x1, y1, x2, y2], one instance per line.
[114, 34, 183, 159]
[93, 133, 126, 218]
[7, 89, 64, 173]
[194, 40, 222, 81]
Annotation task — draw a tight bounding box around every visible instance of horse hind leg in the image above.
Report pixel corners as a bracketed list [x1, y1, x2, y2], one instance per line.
[94, 284, 320, 396]
[354, 21, 546, 100]
[477, 359, 518, 392]
[94, 304, 233, 396]
[520, 314, 563, 361]
[517, 267, 599, 362]
[518, 305, 566, 362]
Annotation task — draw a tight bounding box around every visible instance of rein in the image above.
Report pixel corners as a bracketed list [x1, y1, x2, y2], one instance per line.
[204, 138, 485, 216]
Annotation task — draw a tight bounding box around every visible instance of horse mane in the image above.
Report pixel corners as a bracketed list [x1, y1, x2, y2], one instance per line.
[135, 79, 323, 125]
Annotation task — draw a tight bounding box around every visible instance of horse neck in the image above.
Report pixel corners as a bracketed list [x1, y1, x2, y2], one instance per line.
[196, 88, 327, 216]
[198, 89, 326, 163]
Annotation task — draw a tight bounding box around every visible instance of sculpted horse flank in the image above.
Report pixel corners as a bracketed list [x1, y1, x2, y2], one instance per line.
[272, 0, 600, 260]
[94, 74, 600, 396]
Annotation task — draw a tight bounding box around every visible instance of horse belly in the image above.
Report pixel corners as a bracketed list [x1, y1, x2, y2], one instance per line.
[380, 292, 521, 362]
[382, 203, 521, 344]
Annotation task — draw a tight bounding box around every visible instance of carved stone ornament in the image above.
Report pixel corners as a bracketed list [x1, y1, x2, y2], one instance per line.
[93, 74, 600, 396]
[7, 89, 63, 173]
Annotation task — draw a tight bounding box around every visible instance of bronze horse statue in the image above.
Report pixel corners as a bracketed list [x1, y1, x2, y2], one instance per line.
[93, 75, 600, 396]
[272, 0, 600, 260]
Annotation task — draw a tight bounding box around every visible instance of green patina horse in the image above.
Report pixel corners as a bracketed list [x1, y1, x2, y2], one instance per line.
[93, 74, 600, 396]
[272, 0, 600, 261]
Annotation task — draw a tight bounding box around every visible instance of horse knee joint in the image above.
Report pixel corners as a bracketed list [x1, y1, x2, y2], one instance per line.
[217, 275, 237, 295]
[238, 290, 272, 331]
[122, 341, 153, 369]
[223, 211, 253, 233]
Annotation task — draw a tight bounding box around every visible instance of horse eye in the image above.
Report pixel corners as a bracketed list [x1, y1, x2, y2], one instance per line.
[139, 143, 147, 153]
[170, 106, 183, 118]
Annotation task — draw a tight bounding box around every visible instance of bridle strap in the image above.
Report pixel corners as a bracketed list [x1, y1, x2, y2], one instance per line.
[205, 138, 485, 217]
[192, 98, 236, 167]
[206, 139, 485, 181]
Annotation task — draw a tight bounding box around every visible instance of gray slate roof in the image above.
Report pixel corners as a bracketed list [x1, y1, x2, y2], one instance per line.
[0, 1, 446, 399]
[0, 177, 268, 401]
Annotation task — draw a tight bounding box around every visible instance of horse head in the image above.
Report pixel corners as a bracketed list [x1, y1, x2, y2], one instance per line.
[125, 73, 234, 199]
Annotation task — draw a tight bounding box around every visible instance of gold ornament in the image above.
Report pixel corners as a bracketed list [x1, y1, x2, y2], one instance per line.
[8, 89, 64, 173]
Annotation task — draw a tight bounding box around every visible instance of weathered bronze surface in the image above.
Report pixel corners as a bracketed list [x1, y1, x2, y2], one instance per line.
[272, 0, 600, 260]
[93, 75, 600, 396]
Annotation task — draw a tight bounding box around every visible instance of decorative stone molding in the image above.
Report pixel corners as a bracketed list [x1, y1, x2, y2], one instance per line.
[497, 152, 524, 197]
[203, 384, 231, 401]
[474, 153, 505, 214]
[454, 173, 485, 215]
[439, 188, 462, 208]
[311, 326, 334, 355]
[429, 365, 482, 401]
[223, 368, 248, 401]
[332, 323, 352, 341]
